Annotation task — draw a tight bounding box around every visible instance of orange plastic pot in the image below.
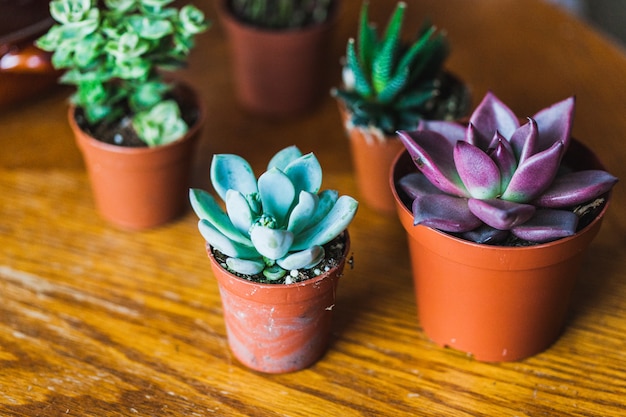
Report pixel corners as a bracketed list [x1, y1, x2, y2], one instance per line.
[70, 83, 205, 230]
[207, 232, 350, 373]
[390, 140, 611, 362]
[218, 1, 336, 117]
[337, 103, 403, 214]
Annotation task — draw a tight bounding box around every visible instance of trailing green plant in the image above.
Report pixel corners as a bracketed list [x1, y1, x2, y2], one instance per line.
[36, 0, 209, 146]
[190, 145, 358, 283]
[331, 1, 469, 136]
[228, 0, 334, 29]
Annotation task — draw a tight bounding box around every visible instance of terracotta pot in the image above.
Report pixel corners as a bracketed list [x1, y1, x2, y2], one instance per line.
[218, 0, 336, 117]
[390, 140, 611, 362]
[207, 232, 350, 373]
[69, 83, 205, 230]
[338, 103, 404, 214]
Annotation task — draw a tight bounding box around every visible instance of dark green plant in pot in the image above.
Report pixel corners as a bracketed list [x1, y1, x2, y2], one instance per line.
[228, 0, 335, 29]
[36, 0, 209, 147]
[332, 1, 469, 136]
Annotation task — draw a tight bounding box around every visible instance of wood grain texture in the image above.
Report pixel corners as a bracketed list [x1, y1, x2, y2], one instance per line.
[1, 0, 625, 415]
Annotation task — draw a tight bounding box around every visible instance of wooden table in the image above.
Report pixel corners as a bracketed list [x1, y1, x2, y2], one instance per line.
[2, 1, 625, 415]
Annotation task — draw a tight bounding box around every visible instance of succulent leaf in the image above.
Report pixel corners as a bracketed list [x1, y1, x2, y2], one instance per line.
[357, 2, 377, 70]
[287, 191, 319, 234]
[283, 152, 323, 195]
[397, 130, 469, 197]
[398, 172, 446, 199]
[488, 134, 517, 191]
[225, 190, 255, 236]
[502, 141, 564, 202]
[210, 154, 258, 201]
[346, 38, 373, 98]
[411, 194, 482, 232]
[277, 246, 326, 270]
[454, 141, 501, 199]
[509, 118, 538, 165]
[467, 198, 536, 230]
[267, 145, 302, 171]
[460, 225, 510, 244]
[258, 168, 296, 226]
[469, 91, 519, 149]
[371, 1, 405, 94]
[417, 119, 466, 143]
[226, 257, 265, 275]
[292, 195, 358, 250]
[533, 96, 575, 153]
[198, 219, 257, 258]
[250, 226, 294, 260]
[511, 209, 578, 243]
[189, 188, 252, 246]
[304, 189, 339, 230]
[533, 170, 618, 208]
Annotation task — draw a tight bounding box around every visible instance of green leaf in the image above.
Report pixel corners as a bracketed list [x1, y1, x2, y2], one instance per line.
[250, 226, 294, 260]
[357, 2, 377, 71]
[210, 154, 258, 201]
[267, 145, 302, 171]
[283, 152, 323, 195]
[292, 195, 358, 250]
[346, 39, 373, 98]
[287, 191, 318, 234]
[277, 246, 325, 270]
[371, 2, 405, 94]
[395, 25, 436, 76]
[377, 66, 409, 104]
[226, 258, 265, 275]
[189, 189, 253, 247]
[198, 219, 259, 259]
[258, 168, 296, 227]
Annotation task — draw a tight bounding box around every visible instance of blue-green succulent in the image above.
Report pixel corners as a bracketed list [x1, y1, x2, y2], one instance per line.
[190, 146, 358, 282]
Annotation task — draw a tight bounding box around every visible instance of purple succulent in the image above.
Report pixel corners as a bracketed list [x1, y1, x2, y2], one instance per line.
[397, 92, 618, 244]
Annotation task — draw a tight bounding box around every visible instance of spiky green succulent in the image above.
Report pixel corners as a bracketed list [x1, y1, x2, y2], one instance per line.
[190, 146, 358, 282]
[331, 1, 469, 136]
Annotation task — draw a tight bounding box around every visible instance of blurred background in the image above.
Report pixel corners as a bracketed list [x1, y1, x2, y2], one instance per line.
[548, 0, 626, 48]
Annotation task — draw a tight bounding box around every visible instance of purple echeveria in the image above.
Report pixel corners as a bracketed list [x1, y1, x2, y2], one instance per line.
[397, 92, 618, 244]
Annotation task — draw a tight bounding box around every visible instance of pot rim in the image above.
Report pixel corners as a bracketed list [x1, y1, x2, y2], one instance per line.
[217, 0, 338, 36]
[68, 81, 206, 155]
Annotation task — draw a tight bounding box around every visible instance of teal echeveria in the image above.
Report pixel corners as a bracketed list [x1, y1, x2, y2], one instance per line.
[190, 146, 358, 280]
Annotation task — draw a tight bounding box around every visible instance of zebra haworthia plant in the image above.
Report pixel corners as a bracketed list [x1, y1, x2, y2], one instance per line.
[397, 92, 618, 244]
[190, 146, 358, 281]
[331, 1, 468, 137]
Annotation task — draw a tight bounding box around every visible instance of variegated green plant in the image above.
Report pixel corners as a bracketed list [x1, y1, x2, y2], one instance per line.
[190, 146, 358, 282]
[331, 1, 469, 136]
[36, 0, 209, 146]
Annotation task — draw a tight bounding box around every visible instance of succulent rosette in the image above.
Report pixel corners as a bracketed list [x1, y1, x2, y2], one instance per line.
[190, 146, 358, 281]
[397, 92, 618, 244]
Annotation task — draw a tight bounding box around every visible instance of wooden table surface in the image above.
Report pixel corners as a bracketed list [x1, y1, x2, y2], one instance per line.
[2, 0, 625, 415]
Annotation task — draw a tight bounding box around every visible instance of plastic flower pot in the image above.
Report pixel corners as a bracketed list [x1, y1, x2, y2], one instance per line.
[337, 102, 404, 214]
[69, 83, 205, 230]
[390, 140, 611, 362]
[217, 1, 336, 117]
[207, 232, 350, 374]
